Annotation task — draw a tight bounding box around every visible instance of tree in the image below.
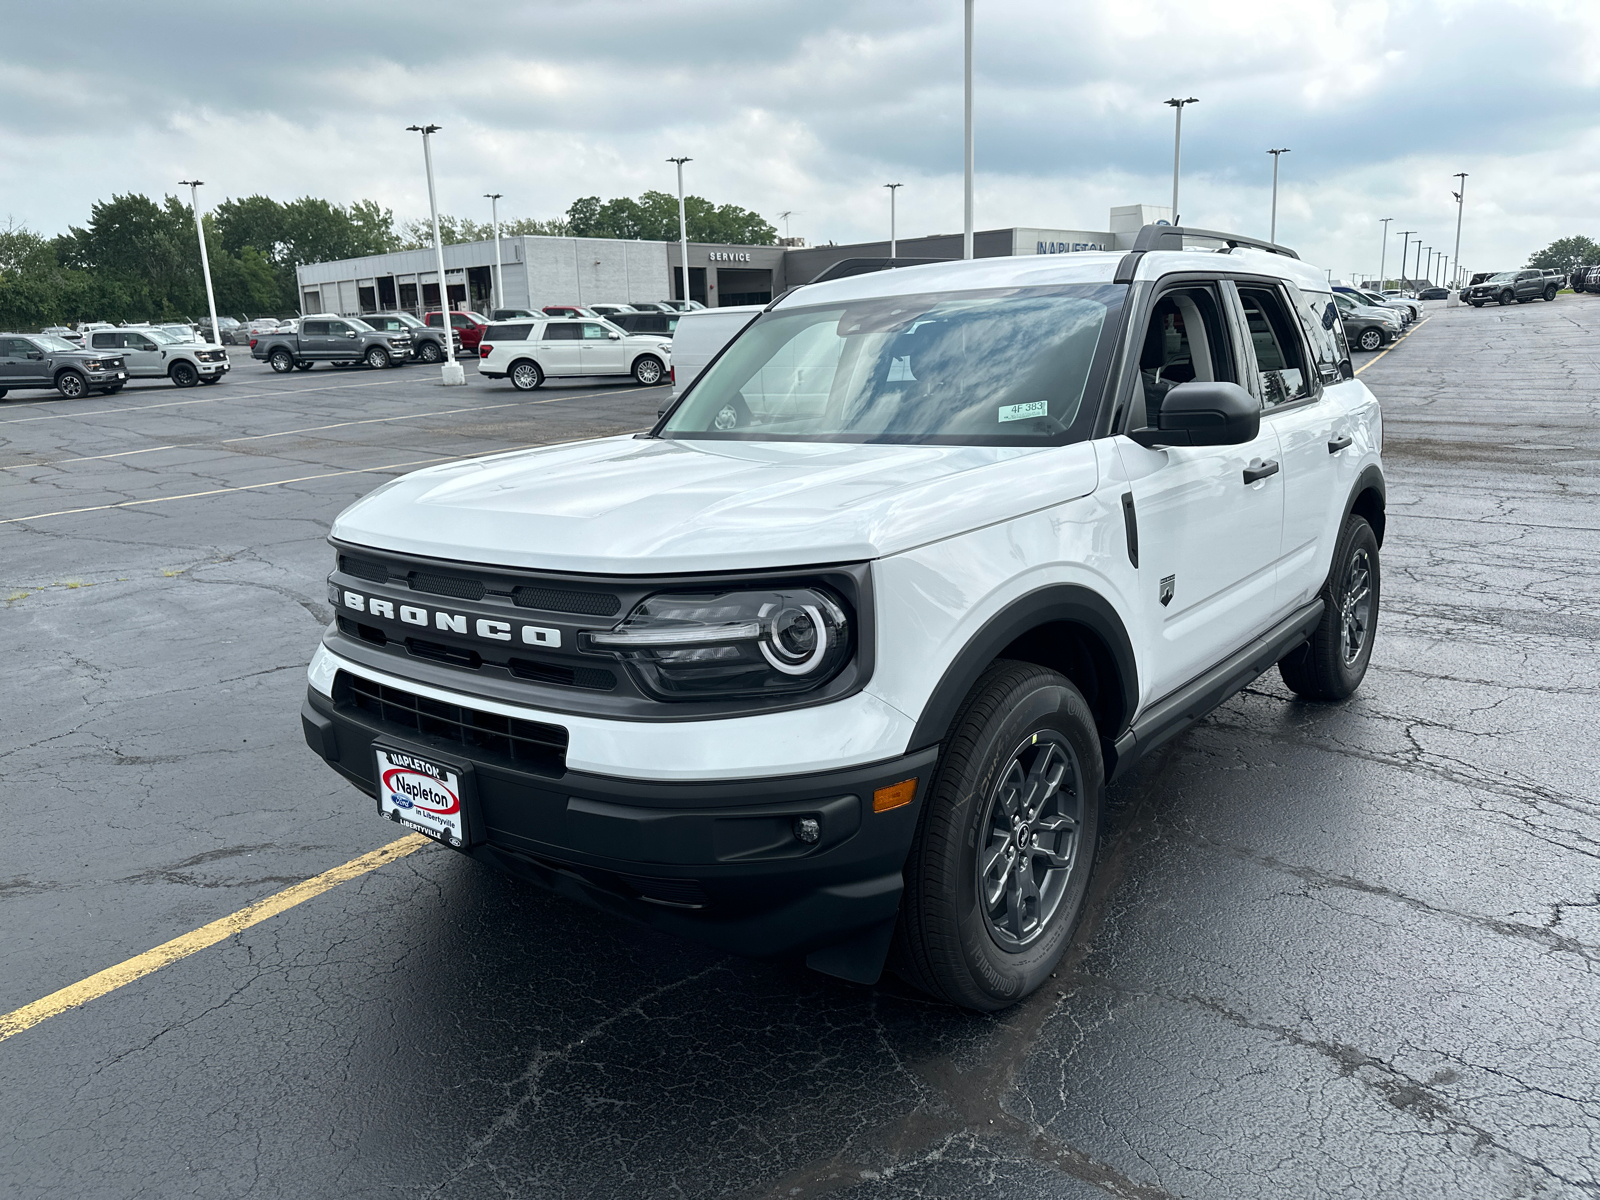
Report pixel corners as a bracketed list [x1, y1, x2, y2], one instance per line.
[564, 192, 775, 244]
[1528, 235, 1600, 272]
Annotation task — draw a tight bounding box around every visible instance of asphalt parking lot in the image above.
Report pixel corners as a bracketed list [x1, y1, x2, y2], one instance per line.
[2, 307, 1596, 1199]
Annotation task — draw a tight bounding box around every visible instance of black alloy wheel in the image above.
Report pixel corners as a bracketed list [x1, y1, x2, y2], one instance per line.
[509, 360, 543, 391]
[1279, 513, 1381, 701]
[1358, 327, 1383, 352]
[894, 660, 1103, 1010]
[269, 349, 294, 373]
[417, 340, 442, 363]
[56, 370, 86, 399]
[365, 346, 390, 369]
[632, 355, 664, 385]
[1545, 285, 1559, 302]
[169, 361, 198, 388]
[1498, 290, 1515, 306]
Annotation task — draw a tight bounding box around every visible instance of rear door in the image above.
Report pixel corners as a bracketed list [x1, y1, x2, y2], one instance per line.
[537, 321, 582, 375]
[1115, 278, 1286, 701]
[578, 321, 626, 375]
[299, 320, 331, 359]
[0, 336, 46, 385]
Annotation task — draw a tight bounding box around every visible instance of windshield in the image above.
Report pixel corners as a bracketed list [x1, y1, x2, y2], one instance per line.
[145, 329, 182, 344]
[392, 313, 424, 328]
[1489, 272, 1517, 282]
[34, 335, 77, 352]
[661, 285, 1122, 446]
[347, 318, 374, 332]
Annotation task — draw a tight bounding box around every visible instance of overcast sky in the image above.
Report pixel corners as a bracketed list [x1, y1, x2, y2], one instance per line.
[6, 0, 1599, 278]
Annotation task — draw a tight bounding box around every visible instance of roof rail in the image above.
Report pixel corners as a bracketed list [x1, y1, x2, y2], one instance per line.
[1114, 224, 1299, 283]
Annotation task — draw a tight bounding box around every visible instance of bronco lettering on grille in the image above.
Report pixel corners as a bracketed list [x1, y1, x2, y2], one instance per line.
[336, 588, 562, 649]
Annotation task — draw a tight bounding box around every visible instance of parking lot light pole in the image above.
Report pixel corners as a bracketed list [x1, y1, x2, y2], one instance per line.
[1165, 97, 1199, 224]
[178, 181, 222, 348]
[668, 157, 693, 303]
[1452, 173, 1468, 293]
[407, 124, 464, 385]
[1379, 217, 1393, 288]
[963, 0, 974, 259]
[1424, 246, 1433, 285]
[1267, 148, 1289, 243]
[884, 183, 903, 257]
[484, 193, 503, 314]
[1396, 230, 1415, 289]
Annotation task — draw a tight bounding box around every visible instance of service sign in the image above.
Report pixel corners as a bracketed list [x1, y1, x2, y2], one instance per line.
[375, 747, 466, 846]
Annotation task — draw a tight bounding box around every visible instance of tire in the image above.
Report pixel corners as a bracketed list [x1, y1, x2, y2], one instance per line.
[1545, 285, 1559, 302]
[1278, 514, 1380, 702]
[509, 360, 544, 391]
[269, 349, 294, 373]
[417, 340, 442, 364]
[56, 370, 87, 399]
[199, 376, 219, 385]
[632, 355, 665, 386]
[0, 388, 8, 399]
[295, 361, 315, 372]
[1357, 328, 1383, 352]
[893, 660, 1103, 1011]
[1498, 290, 1514, 306]
[1471, 300, 1484, 308]
[100, 385, 123, 395]
[365, 346, 391, 369]
[169, 361, 199, 388]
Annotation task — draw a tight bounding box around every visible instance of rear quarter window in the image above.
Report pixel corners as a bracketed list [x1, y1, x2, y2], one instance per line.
[486, 324, 534, 341]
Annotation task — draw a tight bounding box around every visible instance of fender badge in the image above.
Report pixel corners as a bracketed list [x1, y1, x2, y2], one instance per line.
[1159, 575, 1175, 607]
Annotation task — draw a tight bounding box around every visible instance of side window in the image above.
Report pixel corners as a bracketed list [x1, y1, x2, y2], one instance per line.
[130, 335, 157, 351]
[328, 322, 351, 335]
[580, 322, 611, 340]
[302, 321, 329, 336]
[0, 338, 25, 356]
[1134, 285, 1235, 427]
[91, 332, 117, 349]
[1288, 286, 1343, 384]
[450, 313, 471, 329]
[544, 323, 580, 341]
[426, 313, 442, 327]
[1236, 286, 1311, 408]
[485, 323, 533, 342]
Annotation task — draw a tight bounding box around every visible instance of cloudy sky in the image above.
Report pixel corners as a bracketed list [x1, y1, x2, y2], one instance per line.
[6, 0, 1599, 278]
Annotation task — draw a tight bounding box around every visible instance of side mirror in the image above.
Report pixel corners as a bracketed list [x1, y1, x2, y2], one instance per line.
[346, 331, 358, 339]
[1128, 381, 1260, 448]
[27, 351, 44, 360]
[608, 331, 621, 340]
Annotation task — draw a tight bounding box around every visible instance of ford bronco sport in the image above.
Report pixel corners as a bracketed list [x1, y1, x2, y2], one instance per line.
[301, 225, 1386, 1010]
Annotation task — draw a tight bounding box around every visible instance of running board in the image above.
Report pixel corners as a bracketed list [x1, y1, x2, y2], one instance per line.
[1108, 600, 1324, 781]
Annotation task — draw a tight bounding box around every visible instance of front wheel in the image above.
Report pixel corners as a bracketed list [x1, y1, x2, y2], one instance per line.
[509, 360, 544, 391]
[1545, 285, 1559, 302]
[1498, 290, 1514, 306]
[417, 340, 442, 364]
[893, 661, 1103, 1011]
[632, 354, 665, 385]
[169, 361, 199, 388]
[295, 361, 315, 371]
[1278, 514, 1380, 701]
[1357, 328, 1383, 352]
[269, 349, 294, 373]
[365, 346, 391, 369]
[1471, 299, 1484, 308]
[56, 370, 87, 399]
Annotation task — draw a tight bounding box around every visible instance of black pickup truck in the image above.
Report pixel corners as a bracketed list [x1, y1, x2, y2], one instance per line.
[251, 316, 413, 372]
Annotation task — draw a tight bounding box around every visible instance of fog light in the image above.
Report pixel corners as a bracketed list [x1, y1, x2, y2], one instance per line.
[793, 816, 820, 844]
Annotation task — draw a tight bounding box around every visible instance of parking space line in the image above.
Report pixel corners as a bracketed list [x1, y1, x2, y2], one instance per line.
[1355, 314, 1431, 376]
[0, 835, 429, 1045]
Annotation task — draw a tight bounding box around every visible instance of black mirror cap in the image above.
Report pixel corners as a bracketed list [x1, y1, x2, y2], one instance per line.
[1129, 380, 1260, 448]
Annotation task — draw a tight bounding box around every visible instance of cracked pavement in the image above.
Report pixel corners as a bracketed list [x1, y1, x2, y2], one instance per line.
[1, 304, 1596, 1198]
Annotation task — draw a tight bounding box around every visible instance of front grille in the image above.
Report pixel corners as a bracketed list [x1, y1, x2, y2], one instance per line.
[341, 554, 390, 583]
[407, 637, 482, 669]
[618, 874, 709, 908]
[512, 585, 620, 616]
[509, 657, 616, 691]
[336, 671, 567, 776]
[410, 570, 486, 600]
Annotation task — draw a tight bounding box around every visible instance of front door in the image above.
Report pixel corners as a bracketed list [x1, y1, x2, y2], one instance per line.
[123, 331, 165, 377]
[326, 320, 361, 359]
[578, 321, 626, 375]
[0, 337, 46, 385]
[1116, 281, 1285, 702]
[537, 321, 583, 376]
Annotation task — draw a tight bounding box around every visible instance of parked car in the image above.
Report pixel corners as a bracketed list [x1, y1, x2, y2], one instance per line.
[425, 310, 489, 353]
[1416, 287, 1449, 300]
[252, 315, 412, 372]
[667, 304, 763, 392]
[1466, 270, 1557, 306]
[608, 311, 681, 337]
[627, 302, 675, 313]
[1333, 290, 1402, 351]
[540, 305, 598, 319]
[40, 325, 85, 346]
[656, 299, 707, 312]
[1336, 285, 1415, 326]
[364, 312, 459, 363]
[477, 317, 672, 389]
[491, 308, 540, 321]
[588, 303, 638, 317]
[85, 327, 230, 387]
[0, 332, 127, 398]
[304, 225, 1386, 1009]
[1586, 266, 1600, 293]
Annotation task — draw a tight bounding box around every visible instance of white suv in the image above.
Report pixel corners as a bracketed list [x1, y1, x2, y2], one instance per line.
[302, 226, 1385, 1010]
[477, 317, 672, 388]
[85, 327, 230, 387]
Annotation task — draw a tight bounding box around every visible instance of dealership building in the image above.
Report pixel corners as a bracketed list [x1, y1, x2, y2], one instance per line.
[293, 204, 1172, 317]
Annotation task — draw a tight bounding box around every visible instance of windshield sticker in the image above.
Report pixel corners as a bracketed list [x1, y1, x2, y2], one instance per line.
[998, 401, 1048, 423]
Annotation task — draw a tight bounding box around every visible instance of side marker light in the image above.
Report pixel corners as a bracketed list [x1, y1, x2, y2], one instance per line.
[873, 779, 917, 813]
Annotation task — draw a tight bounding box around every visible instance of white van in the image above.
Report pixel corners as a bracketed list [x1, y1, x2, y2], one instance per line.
[667, 304, 763, 393]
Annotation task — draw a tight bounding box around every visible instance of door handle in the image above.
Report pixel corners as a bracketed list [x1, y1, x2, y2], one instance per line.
[1243, 459, 1280, 484]
[1328, 435, 1353, 454]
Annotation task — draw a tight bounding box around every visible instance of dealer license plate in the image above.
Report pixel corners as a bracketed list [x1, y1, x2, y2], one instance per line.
[375, 746, 466, 846]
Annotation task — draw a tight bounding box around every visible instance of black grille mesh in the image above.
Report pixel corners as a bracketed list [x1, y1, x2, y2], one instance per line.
[512, 586, 620, 616]
[410, 571, 486, 601]
[337, 672, 566, 776]
[340, 555, 390, 583]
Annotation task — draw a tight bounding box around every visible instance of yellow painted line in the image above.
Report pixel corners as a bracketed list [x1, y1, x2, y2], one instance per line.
[0, 835, 430, 1044]
[1355, 314, 1430, 376]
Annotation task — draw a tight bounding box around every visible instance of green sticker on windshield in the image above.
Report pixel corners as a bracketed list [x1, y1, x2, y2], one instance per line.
[998, 401, 1048, 423]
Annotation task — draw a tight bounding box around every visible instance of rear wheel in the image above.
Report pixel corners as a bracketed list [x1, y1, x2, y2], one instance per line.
[632, 354, 664, 385]
[56, 370, 87, 399]
[269, 349, 294, 373]
[169, 361, 199, 388]
[1357, 327, 1383, 351]
[893, 661, 1103, 1011]
[100, 385, 123, 394]
[417, 340, 442, 364]
[509, 360, 544, 391]
[295, 361, 315, 371]
[0, 388, 7, 399]
[1278, 514, 1380, 701]
[365, 346, 391, 369]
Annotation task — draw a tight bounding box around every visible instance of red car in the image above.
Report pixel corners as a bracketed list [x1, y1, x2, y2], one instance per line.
[425, 310, 489, 352]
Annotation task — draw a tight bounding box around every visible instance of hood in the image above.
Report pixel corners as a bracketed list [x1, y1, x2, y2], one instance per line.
[331, 435, 1100, 574]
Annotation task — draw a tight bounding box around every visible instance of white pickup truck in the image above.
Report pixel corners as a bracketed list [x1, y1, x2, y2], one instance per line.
[84, 327, 229, 387]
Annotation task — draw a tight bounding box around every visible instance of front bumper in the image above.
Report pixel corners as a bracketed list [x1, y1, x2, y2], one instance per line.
[301, 681, 934, 974]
